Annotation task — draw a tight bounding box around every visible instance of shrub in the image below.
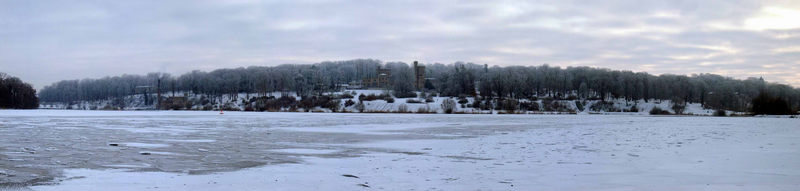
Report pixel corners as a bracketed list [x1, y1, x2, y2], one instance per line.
[298, 96, 314, 109]
[441, 98, 456, 114]
[384, 96, 395, 103]
[417, 105, 432, 113]
[472, 100, 482, 109]
[200, 97, 210, 105]
[363, 94, 379, 101]
[253, 96, 296, 111]
[398, 104, 409, 113]
[337, 93, 354, 99]
[406, 99, 423, 104]
[480, 99, 493, 110]
[458, 97, 469, 104]
[520, 101, 539, 111]
[714, 109, 727, 116]
[394, 91, 417, 98]
[345, 99, 356, 107]
[325, 99, 341, 112]
[574, 100, 584, 111]
[671, 99, 686, 114]
[590, 101, 619, 112]
[629, 104, 639, 112]
[497, 99, 519, 112]
[425, 97, 434, 103]
[565, 95, 578, 100]
[542, 99, 570, 112]
[649, 107, 671, 115]
[355, 102, 365, 112]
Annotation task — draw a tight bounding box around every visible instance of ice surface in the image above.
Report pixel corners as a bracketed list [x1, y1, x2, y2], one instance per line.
[0, 110, 798, 190]
[270, 149, 341, 155]
[122, 143, 170, 148]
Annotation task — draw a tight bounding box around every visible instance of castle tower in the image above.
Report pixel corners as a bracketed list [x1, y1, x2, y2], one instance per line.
[413, 61, 426, 90]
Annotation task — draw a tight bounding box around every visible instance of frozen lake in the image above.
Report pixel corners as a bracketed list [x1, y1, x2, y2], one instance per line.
[1, 110, 799, 190]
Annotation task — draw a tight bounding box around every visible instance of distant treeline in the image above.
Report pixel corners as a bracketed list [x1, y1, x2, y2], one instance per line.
[39, 59, 800, 113]
[0, 73, 39, 109]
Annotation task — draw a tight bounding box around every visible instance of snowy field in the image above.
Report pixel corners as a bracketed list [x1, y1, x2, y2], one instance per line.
[0, 110, 799, 190]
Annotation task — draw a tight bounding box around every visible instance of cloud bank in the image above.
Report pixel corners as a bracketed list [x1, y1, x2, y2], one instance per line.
[1, 0, 799, 88]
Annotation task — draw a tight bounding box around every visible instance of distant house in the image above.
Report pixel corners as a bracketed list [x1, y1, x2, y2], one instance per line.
[363, 67, 391, 88]
[346, 81, 363, 90]
[360, 61, 426, 90]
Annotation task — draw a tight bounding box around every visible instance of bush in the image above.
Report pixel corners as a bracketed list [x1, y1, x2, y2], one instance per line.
[480, 99, 493, 110]
[458, 97, 469, 104]
[649, 107, 671, 115]
[298, 96, 340, 111]
[384, 96, 395, 103]
[542, 99, 571, 112]
[671, 99, 686, 114]
[253, 96, 296, 111]
[345, 99, 356, 107]
[394, 91, 417, 98]
[358, 94, 366, 102]
[244, 105, 255, 111]
[441, 98, 456, 114]
[629, 104, 639, 112]
[520, 101, 539, 111]
[161, 97, 188, 110]
[406, 99, 423, 104]
[355, 102, 365, 112]
[363, 94, 379, 101]
[417, 105, 432, 113]
[337, 93, 354, 99]
[325, 99, 341, 112]
[714, 109, 727, 116]
[472, 100, 482, 109]
[425, 97, 434, 103]
[398, 104, 409, 113]
[497, 99, 519, 112]
[565, 95, 578, 100]
[590, 101, 619, 112]
[574, 100, 584, 111]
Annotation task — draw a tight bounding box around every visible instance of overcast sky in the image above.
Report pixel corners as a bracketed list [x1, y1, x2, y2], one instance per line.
[1, 0, 799, 89]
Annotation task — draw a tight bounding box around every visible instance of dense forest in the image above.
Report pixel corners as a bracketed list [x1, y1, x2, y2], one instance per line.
[39, 59, 800, 113]
[0, 72, 39, 109]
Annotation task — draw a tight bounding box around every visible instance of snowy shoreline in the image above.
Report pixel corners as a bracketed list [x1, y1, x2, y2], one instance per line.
[38, 90, 756, 116]
[16, 109, 794, 118]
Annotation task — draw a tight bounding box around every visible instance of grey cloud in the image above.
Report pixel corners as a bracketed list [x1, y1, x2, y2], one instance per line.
[0, 0, 798, 89]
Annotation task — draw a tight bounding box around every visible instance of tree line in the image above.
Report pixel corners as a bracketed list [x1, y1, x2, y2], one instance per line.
[0, 72, 39, 109]
[39, 59, 800, 113]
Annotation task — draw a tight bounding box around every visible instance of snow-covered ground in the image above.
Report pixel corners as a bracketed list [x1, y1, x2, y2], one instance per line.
[0, 110, 798, 190]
